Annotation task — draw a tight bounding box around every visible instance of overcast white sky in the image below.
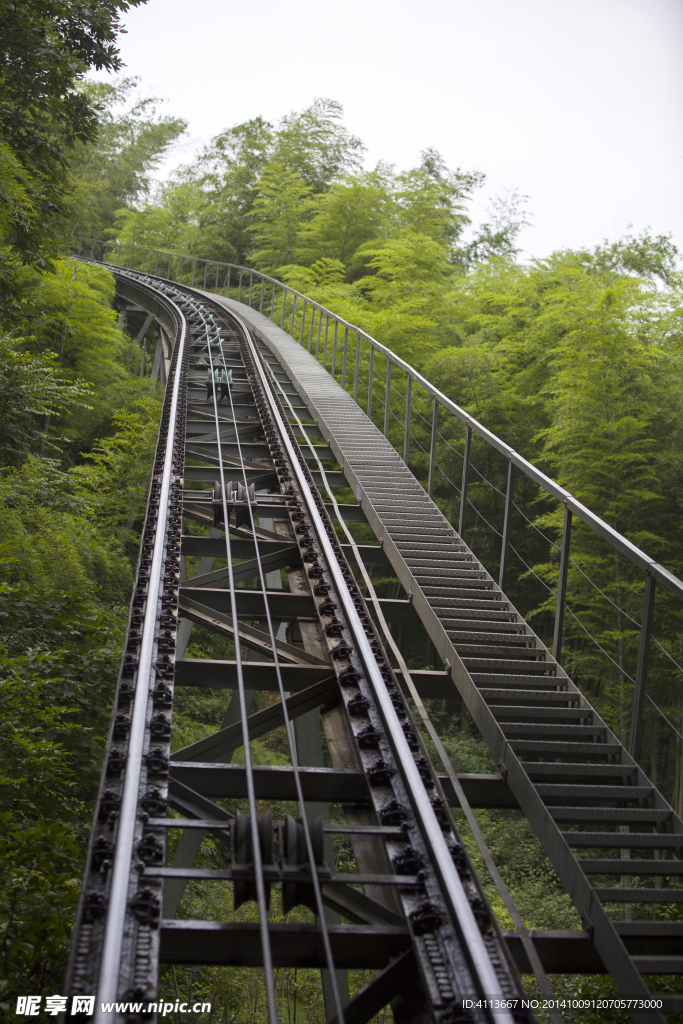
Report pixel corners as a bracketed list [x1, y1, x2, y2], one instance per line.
[93, 0, 683, 260]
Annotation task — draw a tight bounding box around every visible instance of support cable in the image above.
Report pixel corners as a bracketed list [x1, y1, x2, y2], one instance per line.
[211, 314, 346, 1024]
[201, 307, 279, 1024]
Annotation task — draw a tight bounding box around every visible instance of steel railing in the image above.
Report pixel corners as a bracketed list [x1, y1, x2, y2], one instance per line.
[76, 238, 683, 767]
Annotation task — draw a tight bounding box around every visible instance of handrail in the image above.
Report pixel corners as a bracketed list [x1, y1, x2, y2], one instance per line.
[76, 238, 683, 763]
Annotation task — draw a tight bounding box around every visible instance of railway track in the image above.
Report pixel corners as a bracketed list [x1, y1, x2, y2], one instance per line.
[66, 262, 683, 1024]
[66, 269, 532, 1024]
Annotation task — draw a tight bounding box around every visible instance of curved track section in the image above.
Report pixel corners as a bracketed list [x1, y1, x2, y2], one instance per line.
[66, 269, 530, 1024]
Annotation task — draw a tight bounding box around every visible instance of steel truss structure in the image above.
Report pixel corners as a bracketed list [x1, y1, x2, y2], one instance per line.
[66, 263, 683, 1024]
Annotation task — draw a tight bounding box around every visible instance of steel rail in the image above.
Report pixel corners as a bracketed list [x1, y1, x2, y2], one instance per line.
[93, 284, 187, 1020]
[242, 319, 518, 1023]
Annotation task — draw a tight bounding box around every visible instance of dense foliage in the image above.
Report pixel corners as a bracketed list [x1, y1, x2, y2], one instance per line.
[0, 0, 146, 316]
[1, 2, 682, 1017]
[0, 260, 160, 1009]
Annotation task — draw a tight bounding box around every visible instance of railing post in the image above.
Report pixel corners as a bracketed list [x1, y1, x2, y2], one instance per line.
[155, 251, 159, 276]
[281, 288, 287, 327]
[226, 265, 231, 297]
[367, 345, 374, 417]
[341, 327, 348, 388]
[248, 271, 253, 307]
[308, 308, 315, 352]
[331, 320, 338, 378]
[629, 572, 656, 760]
[179, 255, 184, 279]
[552, 505, 573, 663]
[498, 461, 515, 591]
[428, 398, 440, 497]
[271, 282, 275, 319]
[167, 252, 171, 278]
[203, 262, 208, 288]
[403, 374, 412, 463]
[238, 269, 242, 302]
[323, 315, 329, 367]
[192, 258, 196, 285]
[215, 264, 219, 291]
[129, 246, 134, 269]
[300, 299, 307, 343]
[260, 279, 265, 313]
[142, 249, 147, 272]
[353, 332, 361, 402]
[458, 424, 471, 535]
[316, 314, 323, 358]
[383, 357, 392, 437]
[290, 293, 297, 335]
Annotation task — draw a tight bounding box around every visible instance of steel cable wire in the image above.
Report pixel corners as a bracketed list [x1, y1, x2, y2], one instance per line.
[212, 311, 346, 1024]
[201, 306, 280, 1024]
[509, 494, 683, 682]
[511, 501, 561, 552]
[505, 543, 638, 682]
[644, 693, 683, 745]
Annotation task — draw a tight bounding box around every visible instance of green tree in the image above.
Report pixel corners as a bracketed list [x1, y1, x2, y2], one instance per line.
[18, 258, 156, 457]
[248, 161, 312, 273]
[69, 77, 187, 242]
[0, 0, 146, 317]
[271, 98, 364, 192]
[0, 335, 91, 466]
[299, 167, 393, 273]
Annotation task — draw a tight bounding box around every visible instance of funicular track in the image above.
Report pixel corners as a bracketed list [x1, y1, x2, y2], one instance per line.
[66, 262, 683, 1024]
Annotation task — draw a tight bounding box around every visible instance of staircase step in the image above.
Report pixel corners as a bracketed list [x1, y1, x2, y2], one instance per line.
[480, 689, 575, 704]
[440, 613, 522, 628]
[563, 833, 683, 849]
[510, 739, 623, 757]
[464, 659, 553, 674]
[461, 647, 547, 662]
[414, 569, 488, 581]
[429, 601, 513, 616]
[419, 577, 493, 590]
[549, 807, 672, 824]
[492, 706, 590, 722]
[632, 956, 683, 974]
[448, 631, 533, 647]
[595, 888, 683, 903]
[580, 859, 683, 875]
[471, 673, 562, 688]
[522, 763, 635, 779]
[501, 723, 606, 738]
[616, 921, 683, 937]
[405, 555, 472, 566]
[422, 586, 497, 599]
[536, 783, 653, 801]
[392, 534, 455, 545]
